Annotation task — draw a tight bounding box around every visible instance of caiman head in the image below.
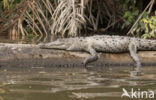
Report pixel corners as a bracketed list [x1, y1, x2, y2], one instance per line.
[38, 38, 83, 50]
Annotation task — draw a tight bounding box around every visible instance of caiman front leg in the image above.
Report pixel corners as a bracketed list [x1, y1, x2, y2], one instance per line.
[83, 46, 98, 66]
[67, 44, 98, 66]
[129, 42, 141, 72]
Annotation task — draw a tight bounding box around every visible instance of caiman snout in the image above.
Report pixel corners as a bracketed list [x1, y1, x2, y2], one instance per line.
[38, 40, 69, 49]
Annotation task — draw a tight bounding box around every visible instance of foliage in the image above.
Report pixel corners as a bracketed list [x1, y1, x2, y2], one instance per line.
[2, 0, 120, 40]
[119, 0, 136, 10]
[0, 0, 155, 41]
[1, 0, 21, 9]
[141, 12, 156, 39]
[119, 0, 139, 29]
[122, 10, 139, 28]
[119, 0, 156, 39]
[128, 12, 148, 35]
[3, 0, 9, 9]
[51, 0, 85, 36]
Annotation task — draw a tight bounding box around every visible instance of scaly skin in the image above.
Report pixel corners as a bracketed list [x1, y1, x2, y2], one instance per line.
[39, 35, 156, 72]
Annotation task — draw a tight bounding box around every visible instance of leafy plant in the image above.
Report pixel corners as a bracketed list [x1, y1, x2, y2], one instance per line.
[119, 0, 140, 29]
[122, 10, 139, 29]
[3, 0, 9, 9]
[141, 12, 156, 39]
[129, 12, 148, 35]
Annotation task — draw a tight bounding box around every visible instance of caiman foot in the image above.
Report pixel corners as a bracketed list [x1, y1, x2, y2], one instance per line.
[135, 62, 141, 72]
[82, 62, 87, 68]
[130, 71, 143, 77]
[82, 62, 94, 69]
[130, 63, 144, 77]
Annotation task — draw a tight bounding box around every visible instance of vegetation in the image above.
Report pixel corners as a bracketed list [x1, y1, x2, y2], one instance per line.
[0, 0, 155, 41]
[141, 12, 156, 39]
[121, 0, 156, 38]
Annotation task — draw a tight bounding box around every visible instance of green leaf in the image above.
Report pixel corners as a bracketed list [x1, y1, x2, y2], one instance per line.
[3, 0, 9, 9]
[125, 0, 130, 4]
[149, 24, 155, 29]
[142, 18, 148, 23]
[133, 10, 139, 16]
[123, 11, 131, 18]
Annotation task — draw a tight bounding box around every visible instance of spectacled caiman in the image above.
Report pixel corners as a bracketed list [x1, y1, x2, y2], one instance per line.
[39, 35, 156, 72]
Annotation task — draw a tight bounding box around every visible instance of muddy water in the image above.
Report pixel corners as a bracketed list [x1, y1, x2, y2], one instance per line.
[0, 66, 156, 100]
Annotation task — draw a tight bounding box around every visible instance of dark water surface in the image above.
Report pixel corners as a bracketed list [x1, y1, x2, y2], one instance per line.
[0, 66, 156, 100]
[0, 35, 39, 44]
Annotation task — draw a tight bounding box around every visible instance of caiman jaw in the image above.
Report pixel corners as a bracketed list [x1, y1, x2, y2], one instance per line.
[48, 44, 67, 49]
[48, 41, 69, 49]
[39, 41, 70, 49]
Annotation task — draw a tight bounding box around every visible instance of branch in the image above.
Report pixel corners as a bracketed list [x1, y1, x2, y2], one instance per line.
[127, 0, 154, 35]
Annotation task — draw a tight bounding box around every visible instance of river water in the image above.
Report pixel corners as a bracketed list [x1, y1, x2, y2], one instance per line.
[0, 36, 156, 100]
[0, 66, 156, 100]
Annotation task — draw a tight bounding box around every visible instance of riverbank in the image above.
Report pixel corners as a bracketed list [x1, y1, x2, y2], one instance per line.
[0, 43, 156, 68]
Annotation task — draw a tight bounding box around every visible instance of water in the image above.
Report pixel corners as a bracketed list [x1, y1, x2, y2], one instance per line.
[0, 66, 156, 100]
[0, 35, 39, 44]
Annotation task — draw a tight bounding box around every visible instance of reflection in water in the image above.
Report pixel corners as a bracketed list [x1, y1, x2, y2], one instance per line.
[0, 33, 52, 44]
[0, 96, 4, 100]
[0, 66, 156, 100]
[0, 35, 39, 44]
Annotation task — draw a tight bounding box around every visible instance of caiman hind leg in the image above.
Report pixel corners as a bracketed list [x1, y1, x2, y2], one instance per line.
[129, 42, 141, 72]
[83, 46, 98, 66]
